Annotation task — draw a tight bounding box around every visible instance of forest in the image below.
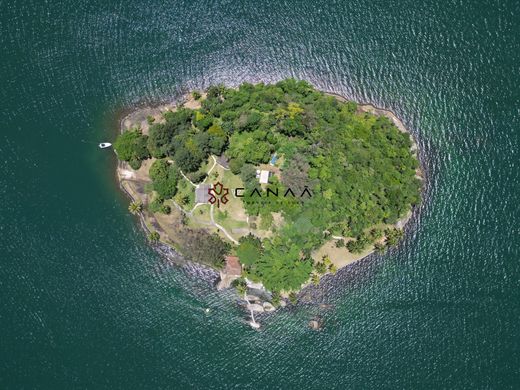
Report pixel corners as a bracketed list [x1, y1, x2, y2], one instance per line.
[114, 79, 421, 293]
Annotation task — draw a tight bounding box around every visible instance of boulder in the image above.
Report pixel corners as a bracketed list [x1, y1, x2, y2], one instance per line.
[263, 302, 276, 312]
[247, 303, 264, 313]
[246, 295, 261, 302]
[309, 319, 321, 330]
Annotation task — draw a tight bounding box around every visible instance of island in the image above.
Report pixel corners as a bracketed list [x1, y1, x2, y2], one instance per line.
[114, 79, 422, 310]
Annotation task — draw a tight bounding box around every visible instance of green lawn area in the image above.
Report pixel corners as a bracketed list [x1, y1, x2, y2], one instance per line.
[188, 204, 213, 229]
[174, 177, 195, 211]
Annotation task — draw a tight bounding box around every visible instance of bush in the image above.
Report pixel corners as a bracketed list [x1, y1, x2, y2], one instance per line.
[231, 278, 247, 296]
[385, 228, 404, 247]
[149, 159, 179, 199]
[148, 198, 172, 214]
[314, 262, 327, 275]
[346, 234, 371, 254]
[229, 158, 244, 174]
[374, 242, 386, 253]
[148, 231, 160, 243]
[114, 129, 150, 167]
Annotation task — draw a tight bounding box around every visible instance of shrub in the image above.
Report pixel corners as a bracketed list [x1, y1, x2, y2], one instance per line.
[314, 262, 327, 275]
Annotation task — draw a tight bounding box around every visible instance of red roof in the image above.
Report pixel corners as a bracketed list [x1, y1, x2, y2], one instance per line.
[225, 256, 242, 276]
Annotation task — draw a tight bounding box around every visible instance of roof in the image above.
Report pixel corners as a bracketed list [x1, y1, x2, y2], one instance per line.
[217, 155, 230, 169]
[224, 256, 242, 276]
[259, 170, 270, 184]
[195, 184, 211, 204]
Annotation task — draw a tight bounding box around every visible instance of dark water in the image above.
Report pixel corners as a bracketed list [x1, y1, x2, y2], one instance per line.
[1, 0, 519, 388]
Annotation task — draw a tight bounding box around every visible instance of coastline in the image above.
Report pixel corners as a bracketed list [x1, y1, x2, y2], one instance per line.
[115, 88, 424, 303]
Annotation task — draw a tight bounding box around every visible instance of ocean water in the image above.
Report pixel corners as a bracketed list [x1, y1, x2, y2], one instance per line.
[1, 0, 519, 388]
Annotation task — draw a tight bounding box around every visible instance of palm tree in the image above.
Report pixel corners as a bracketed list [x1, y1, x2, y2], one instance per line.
[148, 231, 160, 243]
[128, 201, 142, 215]
[374, 242, 386, 253]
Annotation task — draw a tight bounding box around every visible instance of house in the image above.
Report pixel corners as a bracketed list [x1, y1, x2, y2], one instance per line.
[257, 170, 271, 184]
[195, 183, 211, 204]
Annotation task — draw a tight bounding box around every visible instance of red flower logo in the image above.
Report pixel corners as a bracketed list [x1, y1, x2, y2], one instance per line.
[208, 182, 229, 208]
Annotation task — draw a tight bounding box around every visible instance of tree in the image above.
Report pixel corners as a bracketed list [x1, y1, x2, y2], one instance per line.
[228, 158, 244, 174]
[174, 147, 203, 173]
[114, 130, 150, 169]
[374, 242, 386, 253]
[314, 262, 327, 275]
[240, 164, 256, 185]
[148, 231, 160, 243]
[236, 234, 262, 266]
[385, 228, 404, 247]
[231, 278, 247, 297]
[128, 201, 142, 215]
[147, 123, 174, 158]
[149, 159, 179, 199]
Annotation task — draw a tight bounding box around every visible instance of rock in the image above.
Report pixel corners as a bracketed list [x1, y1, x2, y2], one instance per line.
[263, 302, 276, 312]
[246, 295, 261, 302]
[245, 279, 265, 290]
[309, 320, 321, 330]
[247, 303, 264, 313]
[279, 300, 287, 308]
[248, 321, 260, 329]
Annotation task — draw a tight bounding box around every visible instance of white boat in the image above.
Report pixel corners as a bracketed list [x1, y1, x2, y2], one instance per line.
[99, 142, 112, 149]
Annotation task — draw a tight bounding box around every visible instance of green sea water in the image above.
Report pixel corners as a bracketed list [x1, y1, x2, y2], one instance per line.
[1, 0, 519, 388]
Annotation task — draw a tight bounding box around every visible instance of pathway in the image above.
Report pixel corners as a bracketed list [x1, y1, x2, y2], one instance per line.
[210, 204, 239, 245]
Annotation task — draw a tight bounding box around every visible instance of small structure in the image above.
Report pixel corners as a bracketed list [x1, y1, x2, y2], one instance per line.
[257, 170, 271, 184]
[217, 155, 230, 169]
[216, 256, 242, 290]
[195, 184, 211, 204]
[224, 255, 242, 277]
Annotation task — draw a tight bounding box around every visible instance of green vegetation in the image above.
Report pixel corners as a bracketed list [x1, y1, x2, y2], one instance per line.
[148, 197, 171, 214]
[114, 128, 150, 169]
[128, 201, 142, 215]
[148, 231, 160, 243]
[385, 227, 404, 247]
[149, 159, 179, 199]
[231, 278, 247, 296]
[115, 79, 421, 292]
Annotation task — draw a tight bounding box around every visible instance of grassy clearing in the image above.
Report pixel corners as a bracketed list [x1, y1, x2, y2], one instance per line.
[174, 177, 195, 211]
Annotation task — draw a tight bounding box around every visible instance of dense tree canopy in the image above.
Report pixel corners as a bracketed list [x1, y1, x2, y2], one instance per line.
[149, 159, 179, 199]
[115, 79, 421, 292]
[113, 129, 150, 169]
